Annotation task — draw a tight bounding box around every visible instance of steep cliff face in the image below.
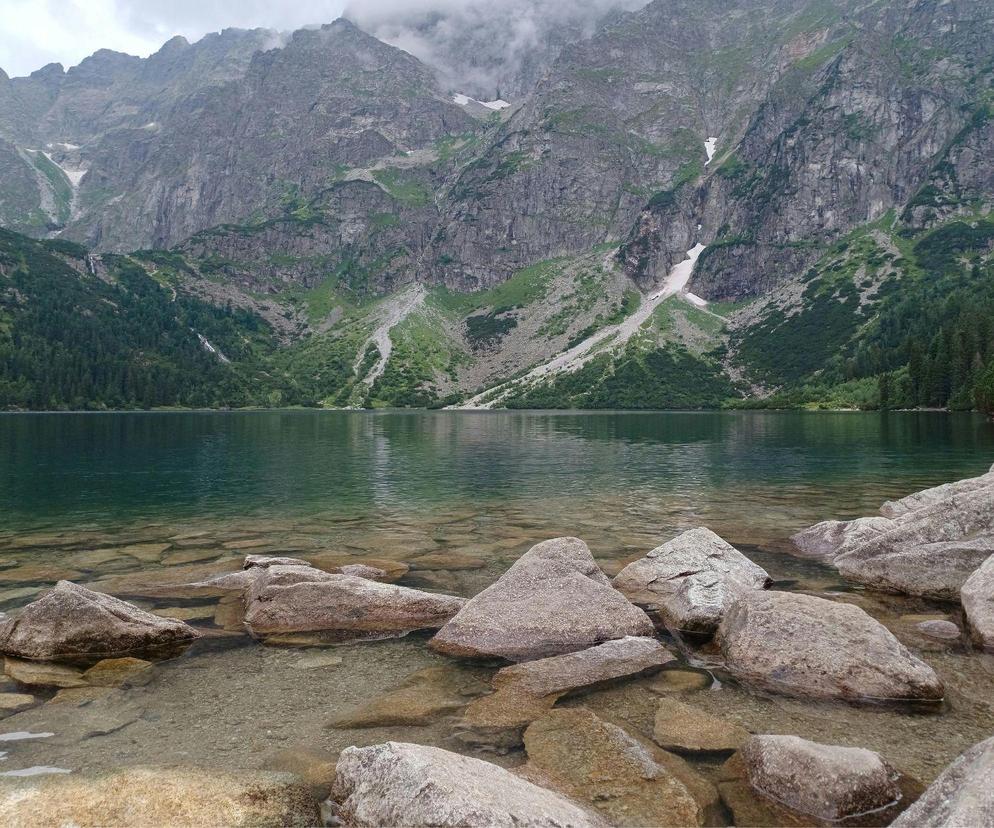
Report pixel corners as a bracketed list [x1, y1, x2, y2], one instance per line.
[429, 0, 855, 290]
[622, 0, 994, 301]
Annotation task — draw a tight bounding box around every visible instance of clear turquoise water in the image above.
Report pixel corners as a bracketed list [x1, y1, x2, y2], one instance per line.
[2, 410, 992, 532]
[0, 411, 992, 792]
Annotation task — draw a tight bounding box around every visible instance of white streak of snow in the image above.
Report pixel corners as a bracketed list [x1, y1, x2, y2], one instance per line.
[453, 93, 511, 110]
[356, 285, 426, 388]
[196, 333, 231, 364]
[704, 137, 717, 165]
[460, 242, 708, 408]
[685, 292, 708, 307]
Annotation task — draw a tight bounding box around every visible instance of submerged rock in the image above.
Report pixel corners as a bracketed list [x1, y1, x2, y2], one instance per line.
[0, 767, 319, 827]
[891, 735, 994, 827]
[915, 619, 962, 642]
[717, 591, 943, 703]
[329, 665, 488, 728]
[653, 697, 749, 754]
[961, 554, 994, 651]
[523, 708, 719, 827]
[740, 735, 901, 822]
[790, 517, 893, 562]
[460, 636, 674, 745]
[614, 527, 771, 635]
[4, 657, 87, 688]
[431, 537, 653, 662]
[329, 741, 601, 827]
[82, 657, 154, 687]
[0, 582, 200, 662]
[243, 565, 464, 644]
[0, 692, 36, 713]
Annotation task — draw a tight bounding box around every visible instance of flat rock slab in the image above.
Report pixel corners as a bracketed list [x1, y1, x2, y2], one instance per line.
[717, 591, 943, 703]
[961, 553, 994, 651]
[653, 697, 749, 754]
[244, 565, 465, 643]
[0, 581, 200, 662]
[329, 666, 488, 728]
[82, 657, 154, 687]
[460, 637, 674, 744]
[329, 741, 601, 827]
[431, 537, 653, 662]
[0, 692, 36, 713]
[741, 735, 901, 822]
[614, 527, 771, 635]
[4, 658, 87, 689]
[892, 735, 994, 827]
[523, 707, 719, 827]
[0, 767, 319, 827]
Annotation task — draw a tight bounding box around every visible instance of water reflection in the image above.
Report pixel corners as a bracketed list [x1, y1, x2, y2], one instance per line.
[0, 411, 991, 532]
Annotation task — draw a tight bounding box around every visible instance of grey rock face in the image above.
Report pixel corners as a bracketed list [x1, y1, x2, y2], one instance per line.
[834, 484, 994, 598]
[614, 527, 771, 635]
[790, 517, 894, 562]
[328, 741, 601, 827]
[717, 591, 944, 703]
[243, 564, 465, 643]
[741, 735, 901, 822]
[430, 537, 653, 662]
[891, 736, 994, 828]
[0, 580, 199, 662]
[961, 554, 994, 651]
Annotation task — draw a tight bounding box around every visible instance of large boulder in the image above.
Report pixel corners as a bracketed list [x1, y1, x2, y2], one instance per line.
[430, 537, 653, 662]
[614, 528, 771, 635]
[460, 636, 674, 745]
[833, 483, 994, 599]
[891, 735, 994, 827]
[961, 554, 994, 652]
[0, 767, 319, 827]
[0, 581, 200, 662]
[328, 741, 601, 827]
[717, 591, 944, 703]
[740, 735, 901, 822]
[791, 472, 994, 595]
[522, 708, 720, 827]
[836, 536, 994, 600]
[243, 564, 464, 644]
[790, 517, 893, 562]
[881, 469, 994, 518]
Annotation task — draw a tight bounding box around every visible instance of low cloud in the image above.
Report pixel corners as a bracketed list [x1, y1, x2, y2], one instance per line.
[343, 0, 645, 99]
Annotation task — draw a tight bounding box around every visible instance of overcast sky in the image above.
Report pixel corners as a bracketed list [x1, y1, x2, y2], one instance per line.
[0, 0, 349, 77]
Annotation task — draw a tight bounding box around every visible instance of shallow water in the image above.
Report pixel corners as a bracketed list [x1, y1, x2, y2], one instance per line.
[0, 410, 992, 804]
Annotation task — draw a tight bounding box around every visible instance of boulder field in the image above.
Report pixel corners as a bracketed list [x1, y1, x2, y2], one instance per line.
[0, 518, 981, 825]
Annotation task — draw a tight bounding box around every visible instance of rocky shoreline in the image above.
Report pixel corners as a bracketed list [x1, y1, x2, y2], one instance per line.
[0, 469, 991, 825]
